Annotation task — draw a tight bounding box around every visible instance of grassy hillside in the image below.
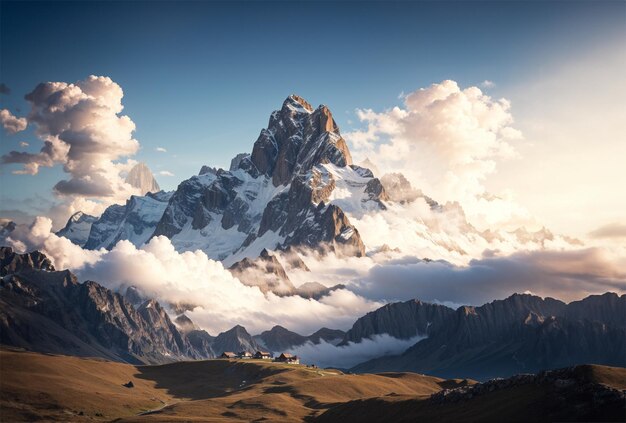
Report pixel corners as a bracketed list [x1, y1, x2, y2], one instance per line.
[2, 348, 623, 422]
[0, 348, 469, 422]
[315, 365, 626, 423]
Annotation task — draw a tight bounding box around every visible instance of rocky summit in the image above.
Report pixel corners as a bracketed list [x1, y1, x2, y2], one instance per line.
[141, 94, 386, 262]
[125, 162, 160, 195]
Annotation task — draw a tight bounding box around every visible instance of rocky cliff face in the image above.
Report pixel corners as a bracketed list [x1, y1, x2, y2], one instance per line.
[340, 299, 456, 345]
[151, 95, 386, 263]
[351, 293, 626, 380]
[0, 246, 54, 275]
[55, 211, 97, 247]
[0, 247, 211, 364]
[125, 162, 160, 195]
[83, 191, 172, 250]
[562, 292, 626, 329]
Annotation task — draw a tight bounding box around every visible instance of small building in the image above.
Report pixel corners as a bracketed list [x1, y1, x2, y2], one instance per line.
[238, 351, 253, 359]
[221, 352, 236, 359]
[275, 353, 299, 364]
[254, 351, 271, 360]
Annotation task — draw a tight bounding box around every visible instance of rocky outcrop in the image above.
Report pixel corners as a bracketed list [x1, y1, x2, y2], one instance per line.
[228, 249, 296, 295]
[199, 165, 218, 176]
[429, 365, 626, 415]
[125, 162, 160, 195]
[229, 153, 249, 172]
[351, 293, 626, 380]
[295, 282, 345, 300]
[380, 172, 435, 205]
[0, 246, 54, 276]
[55, 211, 97, 246]
[84, 191, 172, 250]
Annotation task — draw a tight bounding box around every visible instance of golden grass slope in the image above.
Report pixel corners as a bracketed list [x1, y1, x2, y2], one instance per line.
[3, 347, 623, 422]
[0, 348, 470, 422]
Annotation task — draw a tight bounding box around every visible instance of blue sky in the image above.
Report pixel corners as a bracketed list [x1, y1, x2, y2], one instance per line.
[1, 0, 625, 233]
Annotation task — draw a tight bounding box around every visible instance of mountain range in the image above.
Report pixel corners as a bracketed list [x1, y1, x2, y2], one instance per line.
[26, 94, 571, 302]
[1, 94, 623, 384]
[0, 95, 570, 283]
[350, 293, 626, 379]
[1, 246, 623, 380]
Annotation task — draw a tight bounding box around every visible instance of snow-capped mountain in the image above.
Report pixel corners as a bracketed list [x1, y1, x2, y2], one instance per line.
[125, 162, 160, 195]
[58, 94, 568, 268]
[83, 191, 172, 250]
[151, 94, 387, 262]
[55, 211, 97, 247]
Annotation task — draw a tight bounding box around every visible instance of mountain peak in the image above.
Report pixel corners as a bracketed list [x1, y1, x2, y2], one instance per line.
[56, 212, 97, 247]
[250, 96, 352, 187]
[125, 162, 160, 195]
[283, 94, 313, 113]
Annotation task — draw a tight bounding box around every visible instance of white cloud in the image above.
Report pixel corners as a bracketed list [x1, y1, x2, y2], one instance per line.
[481, 80, 496, 88]
[345, 80, 528, 231]
[4, 217, 101, 270]
[159, 170, 174, 176]
[289, 334, 425, 369]
[1, 76, 143, 226]
[19, 141, 29, 148]
[155, 147, 167, 153]
[0, 109, 27, 134]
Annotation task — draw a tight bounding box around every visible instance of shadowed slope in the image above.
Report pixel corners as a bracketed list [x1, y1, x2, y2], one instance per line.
[315, 365, 626, 423]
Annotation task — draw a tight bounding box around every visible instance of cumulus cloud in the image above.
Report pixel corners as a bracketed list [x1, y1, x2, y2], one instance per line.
[19, 141, 29, 148]
[1, 76, 143, 226]
[589, 222, 626, 239]
[0, 109, 27, 134]
[288, 334, 425, 369]
[159, 170, 174, 176]
[345, 80, 528, 230]
[4, 218, 381, 335]
[353, 248, 626, 305]
[156, 147, 167, 153]
[4, 217, 101, 270]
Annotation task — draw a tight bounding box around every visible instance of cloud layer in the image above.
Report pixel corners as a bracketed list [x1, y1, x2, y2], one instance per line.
[354, 248, 626, 305]
[4, 218, 380, 335]
[288, 334, 425, 369]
